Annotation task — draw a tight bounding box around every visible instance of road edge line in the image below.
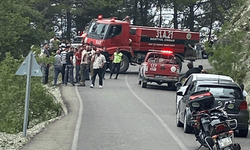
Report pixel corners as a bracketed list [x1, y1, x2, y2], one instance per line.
[71, 86, 84, 150]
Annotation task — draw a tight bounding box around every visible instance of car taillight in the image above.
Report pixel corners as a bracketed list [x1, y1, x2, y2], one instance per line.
[239, 101, 248, 110]
[190, 92, 212, 100]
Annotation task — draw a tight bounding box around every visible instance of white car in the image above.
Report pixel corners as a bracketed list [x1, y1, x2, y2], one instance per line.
[71, 36, 84, 48]
[175, 73, 234, 111]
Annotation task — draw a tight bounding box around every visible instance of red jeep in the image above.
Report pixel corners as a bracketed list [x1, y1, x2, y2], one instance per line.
[138, 50, 180, 89]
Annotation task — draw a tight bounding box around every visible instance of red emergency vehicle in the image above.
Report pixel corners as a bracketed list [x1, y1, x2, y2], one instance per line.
[138, 50, 179, 89]
[83, 15, 200, 73]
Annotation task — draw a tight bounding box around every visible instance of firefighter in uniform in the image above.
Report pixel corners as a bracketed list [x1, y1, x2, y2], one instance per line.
[110, 48, 123, 79]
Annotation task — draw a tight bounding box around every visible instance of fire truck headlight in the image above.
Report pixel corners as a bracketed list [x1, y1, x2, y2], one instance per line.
[170, 66, 177, 72]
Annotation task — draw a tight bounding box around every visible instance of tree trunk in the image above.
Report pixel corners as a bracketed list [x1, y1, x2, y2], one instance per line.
[208, 0, 214, 40]
[188, 4, 195, 31]
[66, 10, 71, 41]
[133, 0, 138, 25]
[173, 1, 178, 29]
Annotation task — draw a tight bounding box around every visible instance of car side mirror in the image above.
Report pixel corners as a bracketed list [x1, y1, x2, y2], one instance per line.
[176, 91, 183, 96]
[175, 82, 182, 87]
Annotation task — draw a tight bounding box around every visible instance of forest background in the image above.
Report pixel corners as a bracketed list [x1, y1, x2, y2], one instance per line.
[0, 0, 249, 136]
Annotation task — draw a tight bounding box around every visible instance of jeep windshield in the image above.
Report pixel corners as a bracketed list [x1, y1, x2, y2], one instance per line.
[87, 22, 110, 40]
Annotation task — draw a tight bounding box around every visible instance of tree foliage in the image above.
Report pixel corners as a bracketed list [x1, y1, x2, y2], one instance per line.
[206, 28, 250, 83]
[0, 0, 53, 61]
[0, 53, 62, 134]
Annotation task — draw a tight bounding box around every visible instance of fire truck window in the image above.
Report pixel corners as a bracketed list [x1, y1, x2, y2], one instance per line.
[113, 25, 122, 36]
[130, 28, 136, 35]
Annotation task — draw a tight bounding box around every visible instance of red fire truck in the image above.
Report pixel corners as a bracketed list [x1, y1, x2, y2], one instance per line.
[83, 15, 200, 73]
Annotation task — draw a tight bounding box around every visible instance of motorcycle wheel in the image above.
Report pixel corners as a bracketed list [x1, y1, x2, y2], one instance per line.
[232, 143, 241, 150]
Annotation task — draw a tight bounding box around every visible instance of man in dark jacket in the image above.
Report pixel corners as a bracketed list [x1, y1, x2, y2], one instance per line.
[64, 46, 75, 86]
[185, 62, 201, 78]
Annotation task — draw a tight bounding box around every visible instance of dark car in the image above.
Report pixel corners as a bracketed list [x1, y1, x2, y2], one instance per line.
[176, 80, 249, 137]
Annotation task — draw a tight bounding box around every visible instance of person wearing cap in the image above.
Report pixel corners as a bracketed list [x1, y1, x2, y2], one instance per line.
[110, 48, 123, 79]
[90, 49, 106, 88]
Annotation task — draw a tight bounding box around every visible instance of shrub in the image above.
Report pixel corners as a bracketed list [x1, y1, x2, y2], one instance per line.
[0, 53, 62, 134]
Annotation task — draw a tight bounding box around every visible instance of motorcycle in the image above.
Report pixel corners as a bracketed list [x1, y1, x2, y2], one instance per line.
[188, 90, 241, 150]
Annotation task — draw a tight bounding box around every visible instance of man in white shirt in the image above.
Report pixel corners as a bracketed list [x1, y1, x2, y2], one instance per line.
[90, 49, 106, 88]
[80, 46, 88, 86]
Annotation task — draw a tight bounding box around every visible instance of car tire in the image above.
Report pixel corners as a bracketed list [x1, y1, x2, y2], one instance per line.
[176, 106, 183, 127]
[169, 82, 177, 91]
[238, 129, 248, 137]
[184, 112, 192, 133]
[176, 57, 182, 72]
[138, 69, 142, 85]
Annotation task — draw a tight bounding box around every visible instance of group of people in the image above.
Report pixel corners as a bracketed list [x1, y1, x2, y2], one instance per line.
[41, 36, 124, 89]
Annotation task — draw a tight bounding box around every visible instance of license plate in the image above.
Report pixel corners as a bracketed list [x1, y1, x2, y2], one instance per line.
[218, 137, 232, 148]
[155, 75, 163, 78]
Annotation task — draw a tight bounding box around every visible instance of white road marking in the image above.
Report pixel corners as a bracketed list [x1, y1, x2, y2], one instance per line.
[125, 75, 188, 150]
[71, 86, 84, 150]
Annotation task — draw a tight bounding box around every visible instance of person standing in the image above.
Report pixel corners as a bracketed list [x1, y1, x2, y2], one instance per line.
[50, 36, 60, 53]
[41, 43, 51, 84]
[90, 50, 106, 88]
[110, 48, 123, 79]
[64, 46, 74, 86]
[101, 47, 109, 80]
[185, 62, 202, 78]
[60, 46, 69, 84]
[89, 46, 96, 78]
[53, 50, 62, 86]
[75, 46, 82, 84]
[80, 46, 88, 86]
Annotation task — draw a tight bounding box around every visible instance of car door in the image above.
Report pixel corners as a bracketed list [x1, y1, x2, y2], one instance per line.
[179, 81, 197, 121]
[176, 75, 193, 109]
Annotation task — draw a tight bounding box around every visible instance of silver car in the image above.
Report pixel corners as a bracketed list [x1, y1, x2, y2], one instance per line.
[175, 74, 249, 137]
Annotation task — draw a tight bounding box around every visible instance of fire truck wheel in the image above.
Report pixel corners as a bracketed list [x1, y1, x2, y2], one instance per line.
[119, 55, 129, 73]
[175, 57, 182, 71]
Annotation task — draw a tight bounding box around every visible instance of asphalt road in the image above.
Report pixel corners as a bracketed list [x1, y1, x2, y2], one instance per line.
[74, 59, 249, 150]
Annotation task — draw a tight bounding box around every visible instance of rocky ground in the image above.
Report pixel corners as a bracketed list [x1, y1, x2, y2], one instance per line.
[0, 85, 67, 150]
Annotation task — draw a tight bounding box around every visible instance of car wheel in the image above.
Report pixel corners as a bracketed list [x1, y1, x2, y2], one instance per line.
[169, 82, 177, 91]
[176, 106, 183, 127]
[184, 112, 192, 133]
[138, 69, 142, 85]
[175, 57, 182, 72]
[238, 129, 248, 137]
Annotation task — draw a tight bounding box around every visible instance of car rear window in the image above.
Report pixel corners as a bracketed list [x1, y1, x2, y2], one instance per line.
[197, 85, 243, 99]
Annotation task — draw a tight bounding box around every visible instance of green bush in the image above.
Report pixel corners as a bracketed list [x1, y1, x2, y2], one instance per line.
[206, 30, 250, 83]
[0, 53, 62, 134]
